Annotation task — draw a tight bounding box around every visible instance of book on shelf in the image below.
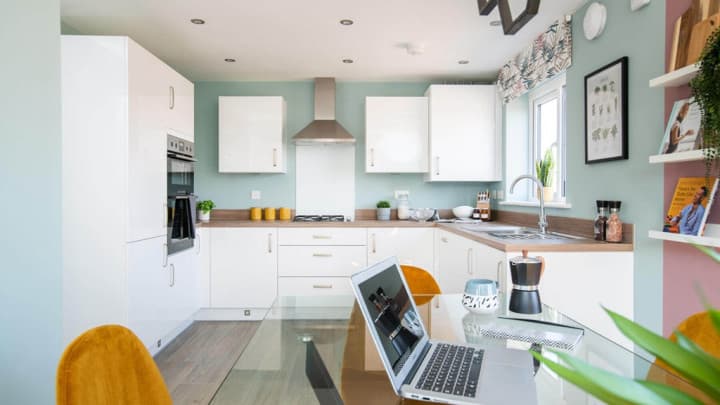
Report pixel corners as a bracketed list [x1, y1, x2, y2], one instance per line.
[658, 98, 703, 155]
[663, 177, 719, 236]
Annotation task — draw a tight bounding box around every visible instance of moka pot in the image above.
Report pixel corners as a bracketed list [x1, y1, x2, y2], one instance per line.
[508, 251, 544, 314]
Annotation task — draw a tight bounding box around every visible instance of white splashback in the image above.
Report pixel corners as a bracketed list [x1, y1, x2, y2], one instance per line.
[295, 144, 355, 218]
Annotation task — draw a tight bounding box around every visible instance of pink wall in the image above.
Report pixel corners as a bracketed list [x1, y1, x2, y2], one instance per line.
[663, 0, 720, 336]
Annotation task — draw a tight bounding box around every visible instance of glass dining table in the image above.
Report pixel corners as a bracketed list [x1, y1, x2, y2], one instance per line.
[210, 294, 686, 404]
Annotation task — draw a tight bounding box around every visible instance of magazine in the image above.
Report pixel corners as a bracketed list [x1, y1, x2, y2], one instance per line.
[663, 177, 718, 236]
[658, 98, 703, 155]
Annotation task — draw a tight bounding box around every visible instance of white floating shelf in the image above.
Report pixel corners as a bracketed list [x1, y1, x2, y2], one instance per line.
[648, 149, 706, 164]
[649, 64, 699, 88]
[648, 230, 720, 248]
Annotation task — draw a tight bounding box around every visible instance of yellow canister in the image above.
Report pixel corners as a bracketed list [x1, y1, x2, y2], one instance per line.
[250, 207, 262, 221]
[263, 207, 276, 221]
[278, 207, 291, 221]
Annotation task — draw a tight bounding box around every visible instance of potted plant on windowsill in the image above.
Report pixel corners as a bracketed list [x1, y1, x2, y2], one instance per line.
[535, 149, 555, 202]
[376, 200, 391, 221]
[197, 200, 215, 222]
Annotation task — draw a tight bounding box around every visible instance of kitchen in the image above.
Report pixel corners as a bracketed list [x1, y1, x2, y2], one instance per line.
[4, 0, 720, 404]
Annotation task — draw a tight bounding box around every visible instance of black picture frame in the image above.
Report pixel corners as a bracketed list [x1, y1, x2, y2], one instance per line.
[584, 57, 629, 164]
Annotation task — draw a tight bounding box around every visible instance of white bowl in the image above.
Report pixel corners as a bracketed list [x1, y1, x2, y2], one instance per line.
[410, 208, 435, 222]
[452, 205, 474, 219]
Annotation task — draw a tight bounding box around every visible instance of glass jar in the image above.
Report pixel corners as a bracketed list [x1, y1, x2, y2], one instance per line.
[594, 200, 608, 241]
[397, 195, 410, 220]
[606, 201, 623, 243]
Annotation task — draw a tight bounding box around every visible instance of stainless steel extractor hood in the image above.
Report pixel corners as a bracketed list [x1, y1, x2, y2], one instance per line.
[292, 78, 355, 144]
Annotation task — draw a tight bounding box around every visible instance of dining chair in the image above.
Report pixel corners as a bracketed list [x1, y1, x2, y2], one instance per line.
[400, 265, 442, 305]
[56, 324, 172, 405]
[646, 311, 720, 403]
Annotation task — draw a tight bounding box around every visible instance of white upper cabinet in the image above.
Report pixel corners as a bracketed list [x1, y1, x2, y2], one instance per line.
[164, 64, 194, 141]
[218, 96, 287, 173]
[365, 97, 428, 173]
[425, 85, 501, 182]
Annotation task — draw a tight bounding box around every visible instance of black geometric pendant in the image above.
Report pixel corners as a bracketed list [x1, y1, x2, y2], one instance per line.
[477, 0, 540, 35]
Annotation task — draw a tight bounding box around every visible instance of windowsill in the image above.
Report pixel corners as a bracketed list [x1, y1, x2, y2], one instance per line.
[498, 200, 573, 209]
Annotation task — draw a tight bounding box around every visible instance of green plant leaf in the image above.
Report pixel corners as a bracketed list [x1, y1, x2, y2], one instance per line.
[675, 332, 720, 371]
[637, 381, 704, 405]
[530, 351, 632, 404]
[605, 308, 720, 399]
[708, 308, 720, 338]
[691, 245, 720, 264]
[554, 351, 693, 405]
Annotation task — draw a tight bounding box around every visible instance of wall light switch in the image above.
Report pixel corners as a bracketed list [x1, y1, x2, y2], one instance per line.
[251, 190, 261, 200]
[394, 190, 409, 199]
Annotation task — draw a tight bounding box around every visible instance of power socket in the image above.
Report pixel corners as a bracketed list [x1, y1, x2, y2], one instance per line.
[251, 190, 261, 200]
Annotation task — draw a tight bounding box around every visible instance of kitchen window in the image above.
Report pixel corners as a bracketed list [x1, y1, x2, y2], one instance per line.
[503, 74, 570, 208]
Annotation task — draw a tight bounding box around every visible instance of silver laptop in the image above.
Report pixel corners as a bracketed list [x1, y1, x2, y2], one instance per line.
[350, 257, 538, 405]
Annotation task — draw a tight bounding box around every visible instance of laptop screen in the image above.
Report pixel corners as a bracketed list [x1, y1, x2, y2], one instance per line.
[356, 262, 426, 375]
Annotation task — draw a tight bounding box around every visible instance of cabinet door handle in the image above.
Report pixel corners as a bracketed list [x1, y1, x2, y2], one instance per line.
[372, 233, 377, 254]
[370, 148, 375, 167]
[467, 248, 473, 275]
[496, 260, 503, 293]
[163, 202, 167, 230]
[169, 263, 175, 287]
[435, 156, 440, 176]
[312, 253, 333, 258]
[272, 148, 278, 167]
[268, 233, 273, 253]
[163, 243, 168, 267]
[313, 284, 333, 289]
[312, 235, 332, 240]
[169, 86, 175, 110]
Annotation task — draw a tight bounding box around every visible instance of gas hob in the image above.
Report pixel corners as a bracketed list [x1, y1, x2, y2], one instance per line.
[293, 215, 346, 222]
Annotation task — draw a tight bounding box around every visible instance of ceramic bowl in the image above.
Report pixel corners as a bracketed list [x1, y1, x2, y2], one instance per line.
[452, 205, 474, 219]
[462, 279, 499, 314]
[410, 208, 435, 222]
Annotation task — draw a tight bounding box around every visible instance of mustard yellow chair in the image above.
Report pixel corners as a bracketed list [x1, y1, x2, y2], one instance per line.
[401, 265, 441, 305]
[56, 325, 172, 405]
[646, 311, 720, 403]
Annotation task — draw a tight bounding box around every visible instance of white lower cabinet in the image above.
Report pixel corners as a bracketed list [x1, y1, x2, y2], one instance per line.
[367, 227, 434, 272]
[210, 228, 278, 309]
[278, 246, 367, 277]
[127, 235, 200, 355]
[435, 229, 507, 294]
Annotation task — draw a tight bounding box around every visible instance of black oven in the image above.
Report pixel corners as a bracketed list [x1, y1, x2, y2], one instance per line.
[167, 134, 196, 255]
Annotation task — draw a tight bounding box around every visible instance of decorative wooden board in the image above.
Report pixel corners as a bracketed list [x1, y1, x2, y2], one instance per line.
[675, 0, 705, 70]
[687, 12, 720, 64]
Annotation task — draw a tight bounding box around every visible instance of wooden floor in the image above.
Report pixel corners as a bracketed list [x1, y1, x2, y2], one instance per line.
[154, 321, 260, 405]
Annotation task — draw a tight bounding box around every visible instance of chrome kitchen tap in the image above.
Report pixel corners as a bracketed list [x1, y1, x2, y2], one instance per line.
[509, 175, 548, 234]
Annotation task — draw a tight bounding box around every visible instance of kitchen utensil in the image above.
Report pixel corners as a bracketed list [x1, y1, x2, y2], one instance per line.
[452, 205, 474, 218]
[509, 250, 544, 314]
[462, 279, 499, 314]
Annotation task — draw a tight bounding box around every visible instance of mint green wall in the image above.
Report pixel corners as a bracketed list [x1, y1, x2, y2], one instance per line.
[195, 82, 493, 210]
[502, 1, 665, 333]
[0, 0, 62, 402]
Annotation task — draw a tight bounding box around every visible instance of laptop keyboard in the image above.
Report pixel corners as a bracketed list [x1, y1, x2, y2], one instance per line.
[415, 343, 484, 398]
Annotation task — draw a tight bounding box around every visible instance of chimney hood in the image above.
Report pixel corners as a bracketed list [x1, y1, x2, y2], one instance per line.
[292, 78, 355, 144]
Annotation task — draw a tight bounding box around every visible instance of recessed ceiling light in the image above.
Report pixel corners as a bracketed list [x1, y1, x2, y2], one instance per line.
[342, 58, 354, 64]
[224, 58, 236, 63]
[490, 20, 502, 27]
[458, 60, 470, 65]
[340, 19, 354, 26]
[190, 18, 206, 25]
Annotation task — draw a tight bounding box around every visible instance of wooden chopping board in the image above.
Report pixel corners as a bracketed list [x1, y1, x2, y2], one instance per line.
[687, 12, 720, 64]
[675, 0, 705, 70]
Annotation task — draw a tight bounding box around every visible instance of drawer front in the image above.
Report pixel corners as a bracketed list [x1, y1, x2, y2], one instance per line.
[278, 228, 367, 246]
[278, 246, 367, 277]
[278, 277, 353, 296]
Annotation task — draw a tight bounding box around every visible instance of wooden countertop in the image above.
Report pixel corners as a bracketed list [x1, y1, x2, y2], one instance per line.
[198, 218, 632, 252]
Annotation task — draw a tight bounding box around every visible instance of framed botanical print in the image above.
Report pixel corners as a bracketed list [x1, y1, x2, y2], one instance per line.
[584, 57, 628, 163]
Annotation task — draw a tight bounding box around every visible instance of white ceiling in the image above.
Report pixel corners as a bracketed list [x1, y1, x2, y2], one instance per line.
[61, 0, 586, 82]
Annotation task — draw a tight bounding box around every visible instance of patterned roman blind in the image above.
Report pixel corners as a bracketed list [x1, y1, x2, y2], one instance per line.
[497, 19, 573, 104]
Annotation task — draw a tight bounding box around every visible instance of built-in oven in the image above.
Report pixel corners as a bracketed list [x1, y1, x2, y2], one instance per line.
[167, 134, 196, 255]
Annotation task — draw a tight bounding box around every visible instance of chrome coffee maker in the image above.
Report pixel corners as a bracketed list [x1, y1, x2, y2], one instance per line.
[509, 250, 545, 314]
